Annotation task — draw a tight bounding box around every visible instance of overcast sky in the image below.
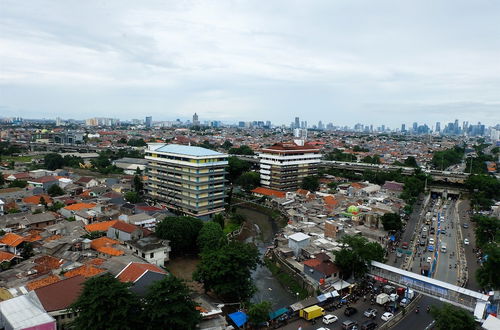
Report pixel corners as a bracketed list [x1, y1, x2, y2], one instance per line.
[1, 0, 499, 127]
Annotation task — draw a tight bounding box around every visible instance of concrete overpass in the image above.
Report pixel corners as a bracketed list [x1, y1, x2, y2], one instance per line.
[15, 141, 138, 153]
[369, 261, 489, 318]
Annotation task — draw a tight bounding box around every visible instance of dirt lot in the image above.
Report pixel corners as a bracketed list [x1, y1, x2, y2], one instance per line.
[166, 256, 204, 293]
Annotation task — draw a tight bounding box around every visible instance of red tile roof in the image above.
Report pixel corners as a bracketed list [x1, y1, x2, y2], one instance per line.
[30, 176, 59, 183]
[251, 187, 286, 198]
[22, 194, 53, 205]
[64, 265, 105, 278]
[85, 220, 118, 232]
[111, 220, 139, 234]
[90, 237, 124, 256]
[0, 233, 25, 247]
[27, 275, 61, 291]
[63, 202, 96, 211]
[116, 262, 167, 283]
[35, 275, 85, 312]
[0, 251, 18, 263]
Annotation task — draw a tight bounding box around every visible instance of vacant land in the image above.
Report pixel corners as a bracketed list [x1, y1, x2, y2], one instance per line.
[166, 256, 203, 293]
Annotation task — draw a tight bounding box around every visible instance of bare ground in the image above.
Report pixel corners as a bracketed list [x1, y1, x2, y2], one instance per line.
[166, 256, 204, 293]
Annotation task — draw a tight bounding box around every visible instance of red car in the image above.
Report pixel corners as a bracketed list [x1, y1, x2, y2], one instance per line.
[402, 242, 409, 249]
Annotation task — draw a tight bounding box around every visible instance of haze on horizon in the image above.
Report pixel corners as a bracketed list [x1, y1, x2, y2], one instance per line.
[1, 0, 499, 127]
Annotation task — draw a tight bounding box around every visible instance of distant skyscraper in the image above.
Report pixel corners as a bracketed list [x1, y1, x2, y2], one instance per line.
[412, 122, 418, 132]
[145, 116, 152, 128]
[401, 124, 406, 132]
[56, 117, 62, 126]
[295, 117, 300, 129]
[192, 113, 199, 126]
[435, 122, 441, 132]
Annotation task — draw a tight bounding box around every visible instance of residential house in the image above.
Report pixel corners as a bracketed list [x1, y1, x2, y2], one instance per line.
[287, 232, 310, 257]
[0, 292, 56, 330]
[34, 275, 85, 329]
[303, 252, 340, 283]
[90, 237, 124, 258]
[0, 199, 4, 216]
[84, 220, 118, 233]
[120, 213, 157, 229]
[60, 203, 97, 219]
[75, 177, 99, 189]
[125, 236, 171, 266]
[27, 176, 59, 191]
[115, 262, 167, 296]
[0, 233, 25, 255]
[107, 221, 143, 242]
[25, 212, 59, 229]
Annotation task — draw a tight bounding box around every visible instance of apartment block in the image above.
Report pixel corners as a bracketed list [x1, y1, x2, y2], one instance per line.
[259, 142, 321, 191]
[145, 144, 228, 218]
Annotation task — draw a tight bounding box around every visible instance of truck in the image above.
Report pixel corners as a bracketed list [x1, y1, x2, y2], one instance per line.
[299, 305, 325, 321]
[376, 293, 390, 305]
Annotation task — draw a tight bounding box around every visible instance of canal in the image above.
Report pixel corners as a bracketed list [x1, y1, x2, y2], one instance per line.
[235, 206, 298, 309]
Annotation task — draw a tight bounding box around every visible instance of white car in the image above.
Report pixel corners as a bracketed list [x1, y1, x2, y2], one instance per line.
[381, 312, 394, 321]
[322, 314, 338, 324]
[429, 238, 435, 245]
[427, 256, 432, 263]
[464, 238, 470, 245]
[316, 328, 330, 330]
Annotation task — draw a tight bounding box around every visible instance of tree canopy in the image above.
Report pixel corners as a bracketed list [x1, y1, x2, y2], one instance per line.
[476, 242, 500, 290]
[227, 157, 252, 183]
[430, 304, 476, 330]
[156, 216, 204, 255]
[228, 145, 255, 155]
[194, 241, 260, 301]
[381, 213, 403, 231]
[70, 274, 143, 330]
[133, 175, 144, 193]
[247, 301, 272, 326]
[44, 153, 64, 170]
[197, 221, 227, 252]
[301, 176, 319, 192]
[235, 171, 260, 191]
[124, 191, 142, 204]
[48, 184, 65, 197]
[431, 146, 464, 170]
[333, 235, 385, 279]
[143, 275, 201, 330]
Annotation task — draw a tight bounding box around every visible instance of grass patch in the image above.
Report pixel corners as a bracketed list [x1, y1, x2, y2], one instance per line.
[223, 222, 240, 235]
[264, 258, 308, 299]
[2, 155, 42, 163]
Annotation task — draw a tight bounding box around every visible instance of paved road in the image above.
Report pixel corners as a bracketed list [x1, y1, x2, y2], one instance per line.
[456, 200, 481, 291]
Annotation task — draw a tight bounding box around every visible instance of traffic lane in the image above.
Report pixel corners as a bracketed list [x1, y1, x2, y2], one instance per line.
[392, 295, 437, 330]
[281, 300, 393, 330]
[457, 201, 481, 291]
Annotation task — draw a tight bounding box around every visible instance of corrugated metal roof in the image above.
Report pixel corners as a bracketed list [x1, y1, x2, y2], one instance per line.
[0, 293, 55, 329]
[153, 144, 225, 157]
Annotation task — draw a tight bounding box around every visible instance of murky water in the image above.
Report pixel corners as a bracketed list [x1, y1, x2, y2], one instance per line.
[235, 207, 297, 309]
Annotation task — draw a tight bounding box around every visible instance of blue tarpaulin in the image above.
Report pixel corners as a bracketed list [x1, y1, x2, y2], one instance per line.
[269, 307, 288, 320]
[228, 311, 248, 328]
[390, 235, 395, 242]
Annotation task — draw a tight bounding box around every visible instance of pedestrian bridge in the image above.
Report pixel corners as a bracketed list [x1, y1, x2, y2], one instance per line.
[368, 261, 489, 318]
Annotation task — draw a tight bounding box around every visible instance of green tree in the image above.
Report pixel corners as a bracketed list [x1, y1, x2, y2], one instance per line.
[228, 145, 255, 155]
[133, 174, 143, 194]
[227, 157, 252, 182]
[301, 176, 319, 192]
[8, 180, 27, 188]
[48, 184, 65, 197]
[221, 140, 233, 150]
[473, 215, 499, 248]
[236, 171, 260, 190]
[334, 235, 385, 279]
[431, 146, 464, 170]
[70, 274, 143, 330]
[127, 138, 147, 147]
[155, 216, 204, 255]
[247, 301, 272, 327]
[0, 172, 4, 186]
[361, 155, 381, 164]
[194, 241, 260, 301]
[48, 201, 65, 211]
[476, 243, 500, 289]
[39, 196, 48, 209]
[212, 213, 225, 229]
[44, 153, 65, 170]
[404, 156, 418, 168]
[124, 191, 142, 203]
[197, 221, 227, 252]
[143, 275, 201, 330]
[381, 213, 403, 231]
[21, 242, 34, 259]
[430, 304, 476, 330]
[352, 145, 369, 152]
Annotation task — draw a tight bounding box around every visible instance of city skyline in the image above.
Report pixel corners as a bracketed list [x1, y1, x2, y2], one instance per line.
[1, 1, 500, 126]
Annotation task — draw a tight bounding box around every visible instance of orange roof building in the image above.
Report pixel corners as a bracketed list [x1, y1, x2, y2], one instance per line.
[85, 220, 118, 233]
[90, 237, 124, 256]
[116, 262, 167, 283]
[0, 233, 25, 247]
[0, 251, 18, 263]
[64, 265, 105, 278]
[251, 187, 286, 198]
[63, 203, 97, 211]
[22, 194, 53, 205]
[27, 275, 61, 291]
